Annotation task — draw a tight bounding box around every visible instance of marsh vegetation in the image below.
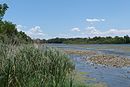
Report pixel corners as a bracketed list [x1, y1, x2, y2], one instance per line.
[87, 55, 130, 68]
[0, 44, 84, 87]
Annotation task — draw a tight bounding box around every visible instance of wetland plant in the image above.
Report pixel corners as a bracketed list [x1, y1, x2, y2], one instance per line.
[0, 43, 89, 87]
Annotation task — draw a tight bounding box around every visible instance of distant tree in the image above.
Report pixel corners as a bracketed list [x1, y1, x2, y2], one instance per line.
[124, 35, 130, 43]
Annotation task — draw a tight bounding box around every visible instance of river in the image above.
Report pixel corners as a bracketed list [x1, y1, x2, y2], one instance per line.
[47, 44, 130, 87]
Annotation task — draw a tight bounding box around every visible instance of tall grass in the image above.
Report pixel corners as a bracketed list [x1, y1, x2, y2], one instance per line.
[0, 43, 107, 87]
[0, 43, 88, 87]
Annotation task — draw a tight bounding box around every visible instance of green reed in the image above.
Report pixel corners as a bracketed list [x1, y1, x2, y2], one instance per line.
[0, 44, 90, 87]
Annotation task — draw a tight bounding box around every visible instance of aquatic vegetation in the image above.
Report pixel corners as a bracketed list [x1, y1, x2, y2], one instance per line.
[68, 71, 107, 87]
[87, 55, 130, 68]
[64, 50, 97, 55]
[0, 44, 77, 87]
[92, 83, 107, 87]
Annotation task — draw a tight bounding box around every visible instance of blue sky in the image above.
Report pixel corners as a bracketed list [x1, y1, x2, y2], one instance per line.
[1, 0, 130, 39]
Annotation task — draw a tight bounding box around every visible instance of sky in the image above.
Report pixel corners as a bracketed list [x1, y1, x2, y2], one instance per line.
[1, 0, 130, 39]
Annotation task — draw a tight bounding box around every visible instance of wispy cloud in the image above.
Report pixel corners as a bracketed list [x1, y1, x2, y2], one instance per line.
[86, 18, 105, 22]
[83, 27, 130, 37]
[71, 27, 80, 32]
[105, 29, 130, 35]
[85, 27, 101, 34]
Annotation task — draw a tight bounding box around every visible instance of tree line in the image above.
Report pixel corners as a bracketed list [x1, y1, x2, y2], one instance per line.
[0, 3, 32, 44]
[44, 35, 130, 44]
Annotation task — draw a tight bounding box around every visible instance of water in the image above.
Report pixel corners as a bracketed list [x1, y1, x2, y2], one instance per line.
[47, 44, 130, 87]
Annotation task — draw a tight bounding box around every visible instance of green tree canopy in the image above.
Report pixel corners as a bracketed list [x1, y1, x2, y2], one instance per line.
[0, 3, 32, 44]
[0, 3, 8, 20]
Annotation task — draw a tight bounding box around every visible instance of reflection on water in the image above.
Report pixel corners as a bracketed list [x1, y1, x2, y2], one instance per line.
[47, 44, 130, 87]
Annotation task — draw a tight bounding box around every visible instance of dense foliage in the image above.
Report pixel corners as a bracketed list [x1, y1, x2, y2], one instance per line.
[46, 35, 130, 44]
[0, 3, 32, 44]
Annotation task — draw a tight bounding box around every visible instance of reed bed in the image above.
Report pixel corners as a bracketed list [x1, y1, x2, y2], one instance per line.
[0, 44, 76, 87]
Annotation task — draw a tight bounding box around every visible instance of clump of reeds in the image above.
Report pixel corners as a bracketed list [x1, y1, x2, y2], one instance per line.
[0, 44, 76, 87]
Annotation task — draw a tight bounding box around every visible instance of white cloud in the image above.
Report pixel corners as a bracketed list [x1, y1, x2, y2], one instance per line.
[86, 27, 101, 34]
[101, 19, 105, 22]
[16, 25, 26, 31]
[71, 27, 80, 32]
[16, 25, 46, 39]
[26, 26, 46, 39]
[86, 18, 105, 22]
